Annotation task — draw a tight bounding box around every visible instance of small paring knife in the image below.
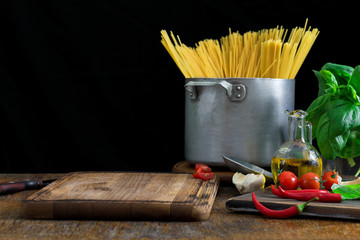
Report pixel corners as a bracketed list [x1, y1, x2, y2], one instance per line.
[0, 179, 56, 195]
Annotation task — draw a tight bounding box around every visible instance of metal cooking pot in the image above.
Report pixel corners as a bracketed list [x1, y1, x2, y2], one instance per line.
[184, 78, 295, 167]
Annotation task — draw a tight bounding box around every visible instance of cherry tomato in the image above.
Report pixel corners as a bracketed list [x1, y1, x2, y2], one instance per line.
[195, 164, 212, 173]
[299, 172, 320, 189]
[322, 170, 342, 191]
[277, 171, 299, 190]
[193, 163, 213, 181]
[193, 171, 214, 181]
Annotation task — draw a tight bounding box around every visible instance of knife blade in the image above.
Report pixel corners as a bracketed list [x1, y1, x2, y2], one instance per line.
[0, 179, 56, 195]
[222, 155, 273, 180]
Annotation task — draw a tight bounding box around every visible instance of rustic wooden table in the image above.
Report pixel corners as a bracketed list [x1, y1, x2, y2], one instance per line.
[1, 173, 360, 240]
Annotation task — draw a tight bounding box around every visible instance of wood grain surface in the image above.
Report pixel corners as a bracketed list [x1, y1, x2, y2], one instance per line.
[22, 172, 219, 221]
[1, 173, 360, 240]
[226, 188, 360, 220]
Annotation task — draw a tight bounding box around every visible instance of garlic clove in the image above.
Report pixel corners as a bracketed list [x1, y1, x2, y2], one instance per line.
[232, 172, 265, 194]
[340, 177, 360, 186]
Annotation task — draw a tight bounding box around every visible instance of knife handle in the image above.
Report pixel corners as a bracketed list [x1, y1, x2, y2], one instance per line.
[0, 180, 43, 195]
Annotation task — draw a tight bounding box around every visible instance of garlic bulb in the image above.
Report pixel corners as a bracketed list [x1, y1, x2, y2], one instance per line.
[232, 172, 265, 194]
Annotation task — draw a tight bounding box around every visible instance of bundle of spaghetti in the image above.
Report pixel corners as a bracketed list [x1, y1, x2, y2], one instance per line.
[160, 19, 319, 79]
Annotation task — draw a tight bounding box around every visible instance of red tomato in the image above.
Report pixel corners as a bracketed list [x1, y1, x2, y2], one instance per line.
[277, 171, 299, 190]
[193, 171, 214, 181]
[299, 172, 320, 189]
[322, 170, 342, 191]
[195, 164, 212, 173]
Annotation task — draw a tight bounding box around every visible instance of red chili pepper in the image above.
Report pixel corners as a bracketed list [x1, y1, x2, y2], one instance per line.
[271, 184, 284, 198]
[271, 184, 328, 198]
[252, 192, 318, 218]
[278, 186, 342, 202]
[316, 193, 343, 202]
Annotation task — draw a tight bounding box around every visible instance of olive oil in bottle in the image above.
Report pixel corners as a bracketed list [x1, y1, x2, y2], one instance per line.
[271, 157, 322, 184]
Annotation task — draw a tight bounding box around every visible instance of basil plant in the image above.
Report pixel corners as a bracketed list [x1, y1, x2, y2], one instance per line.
[306, 63, 360, 175]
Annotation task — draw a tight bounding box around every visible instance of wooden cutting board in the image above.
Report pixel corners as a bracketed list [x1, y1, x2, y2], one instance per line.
[226, 188, 360, 220]
[22, 172, 219, 221]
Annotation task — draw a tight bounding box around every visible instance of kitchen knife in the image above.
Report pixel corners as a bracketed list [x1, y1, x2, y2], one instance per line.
[223, 155, 273, 180]
[0, 179, 56, 195]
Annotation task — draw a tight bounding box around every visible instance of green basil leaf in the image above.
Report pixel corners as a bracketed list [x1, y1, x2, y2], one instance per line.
[316, 114, 334, 159]
[306, 94, 332, 114]
[306, 94, 332, 138]
[326, 99, 360, 137]
[339, 131, 360, 159]
[322, 63, 354, 86]
[310, 63, 360, 161]
[313, 70, 327, 97]
[337, 85, 360, 104]
[337, 131, 350, 155]
[316, 113, 349, 160]
[332, 184, 360, 200]
[349, 65, 360, 95]
[320, 70, 338, 94]
[347, 85, 359, 103]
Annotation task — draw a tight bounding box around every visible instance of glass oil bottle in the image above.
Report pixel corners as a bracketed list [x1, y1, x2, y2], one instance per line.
[271, 110, 322, 184]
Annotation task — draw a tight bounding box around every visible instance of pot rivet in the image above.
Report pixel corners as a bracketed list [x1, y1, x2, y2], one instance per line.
[236, 94, 241, 98]
[236, 86, 241, 90]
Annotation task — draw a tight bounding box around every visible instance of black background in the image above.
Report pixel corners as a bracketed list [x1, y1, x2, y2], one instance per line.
[0, 0, 358, 173]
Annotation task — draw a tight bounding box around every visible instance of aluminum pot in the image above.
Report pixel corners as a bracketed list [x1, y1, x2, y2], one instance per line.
[184, 78, 295, 167]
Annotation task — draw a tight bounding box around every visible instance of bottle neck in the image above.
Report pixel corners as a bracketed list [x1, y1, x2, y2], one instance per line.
[288, 117, 306, 142]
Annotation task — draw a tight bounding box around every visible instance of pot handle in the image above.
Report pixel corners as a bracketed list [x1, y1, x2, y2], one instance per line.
[184, 80, 246, 102]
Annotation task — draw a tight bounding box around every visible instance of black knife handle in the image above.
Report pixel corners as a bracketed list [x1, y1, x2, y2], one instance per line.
[0, 180, 43, 195]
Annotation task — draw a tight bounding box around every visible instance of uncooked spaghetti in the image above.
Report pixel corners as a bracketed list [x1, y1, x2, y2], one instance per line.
[161, 19, 319, 79]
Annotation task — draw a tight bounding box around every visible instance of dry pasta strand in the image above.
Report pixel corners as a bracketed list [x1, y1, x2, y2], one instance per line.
[160, 19, 319, 79]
